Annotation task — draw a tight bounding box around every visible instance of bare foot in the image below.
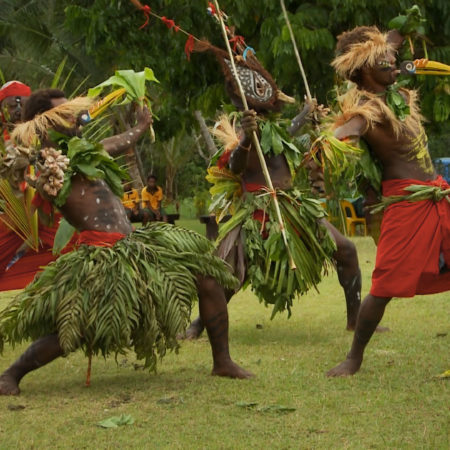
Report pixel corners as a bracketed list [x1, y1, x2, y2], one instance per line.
[178, 318, 204, 340]
[326, 358, 362, 377]
[212, 361, 254, 379]
[0, 373, 21, 395]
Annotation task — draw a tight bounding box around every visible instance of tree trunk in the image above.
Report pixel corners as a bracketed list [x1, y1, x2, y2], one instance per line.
[125, 149, 144, 189]
[194, 110, 217, 157]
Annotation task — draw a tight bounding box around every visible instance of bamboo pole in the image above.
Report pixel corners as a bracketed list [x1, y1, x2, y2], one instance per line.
[280, 0, 312, 102]
[212, 0, 295, 269]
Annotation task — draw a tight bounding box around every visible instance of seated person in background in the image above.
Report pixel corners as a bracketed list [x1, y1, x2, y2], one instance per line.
[141, 174, 167, 223]
[122, 182, 141, 222]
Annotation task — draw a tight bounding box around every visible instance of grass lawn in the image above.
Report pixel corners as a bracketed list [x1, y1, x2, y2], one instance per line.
[0, 237, 448, 449]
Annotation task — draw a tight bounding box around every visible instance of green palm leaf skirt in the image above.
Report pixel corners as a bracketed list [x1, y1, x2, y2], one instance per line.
[217, 190, 337, 318]
[0, 223, 238, 370]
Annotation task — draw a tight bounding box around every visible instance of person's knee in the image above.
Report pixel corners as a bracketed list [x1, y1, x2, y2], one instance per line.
[336, 237, 357, 262]
[197, 276, 221, 298]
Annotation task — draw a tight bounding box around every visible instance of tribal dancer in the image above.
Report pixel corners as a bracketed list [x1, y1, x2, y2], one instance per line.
[0, 88, 251, 395]
[326, 26, 450, 377]
[0, 88, 79, 291]
[184, 42, 365, 338]
[0, 80, 31, 142]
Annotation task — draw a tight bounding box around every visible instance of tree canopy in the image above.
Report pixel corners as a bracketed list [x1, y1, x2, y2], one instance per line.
[1, 0, 449, 196]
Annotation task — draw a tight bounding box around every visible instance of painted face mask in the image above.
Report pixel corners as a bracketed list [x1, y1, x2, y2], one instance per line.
[193, 40, 294, 112]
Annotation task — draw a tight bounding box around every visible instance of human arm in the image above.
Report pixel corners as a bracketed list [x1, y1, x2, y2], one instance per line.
[229, 110, 257, 175]
[334, 115, 367, 140]
[100, 106, 152, 157]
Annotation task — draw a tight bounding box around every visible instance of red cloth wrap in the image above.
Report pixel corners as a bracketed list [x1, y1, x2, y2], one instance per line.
[76, 230, 125, 247]
[244, 182, 269, 238]
[0, 215, 76, 291]
[370, 176, 450, 298]
[0, 81, 31, 102]
[216, 148, 232, 169]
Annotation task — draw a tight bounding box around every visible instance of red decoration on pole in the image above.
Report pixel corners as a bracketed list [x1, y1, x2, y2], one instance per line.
[229, 35, 245, 51]
[185, 34, 195, 60]
[161, 16, 180, 32]
[208, 2, 217, 16]
[139, 4, 152, 29]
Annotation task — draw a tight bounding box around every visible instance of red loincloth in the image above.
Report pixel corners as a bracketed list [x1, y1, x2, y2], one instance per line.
[0, 215, 80, 291]
[76, 229, 125, 247]
[370, 176, 450, 298]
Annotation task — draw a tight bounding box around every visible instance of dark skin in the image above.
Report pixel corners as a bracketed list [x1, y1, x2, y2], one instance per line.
[1, 95, 28, 129]
[327, 45, 438, 377]
[184, 103, 367, 339]
[0, 100, 251, 395]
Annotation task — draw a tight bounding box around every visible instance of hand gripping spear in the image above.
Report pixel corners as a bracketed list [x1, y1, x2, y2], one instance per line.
[212, 0, 296, 270]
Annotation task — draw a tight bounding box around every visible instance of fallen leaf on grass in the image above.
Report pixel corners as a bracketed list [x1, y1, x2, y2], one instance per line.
[257, 405, 296, 413]
[435, 370, 450, 379]
[108, 393, 132, 408]
[236, 402, 296, 413]
[307, 428, 328, 435]
[7, 404, 25, 411]
[157, 396, 184, 405]
[97, 414, 134, 428]
[236, 401, 258, 409]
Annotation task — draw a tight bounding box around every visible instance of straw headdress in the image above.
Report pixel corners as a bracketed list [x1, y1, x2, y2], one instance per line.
[332, 28, 394, 80]
[11, 97, 95, 147]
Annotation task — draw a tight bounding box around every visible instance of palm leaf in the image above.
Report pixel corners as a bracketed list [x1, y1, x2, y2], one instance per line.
[0, 179, 38, 250]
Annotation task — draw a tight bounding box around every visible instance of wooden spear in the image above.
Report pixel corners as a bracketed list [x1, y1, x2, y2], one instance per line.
[212, 0, 295, 269]
[279, 0, 313, 102]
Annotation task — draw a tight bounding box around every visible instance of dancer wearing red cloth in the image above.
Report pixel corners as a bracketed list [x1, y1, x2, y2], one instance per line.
[0, 83, 71, 290]
[0, 80, 31, 140]
[326, 26, 450, 377]
[0, 88, 250, 395]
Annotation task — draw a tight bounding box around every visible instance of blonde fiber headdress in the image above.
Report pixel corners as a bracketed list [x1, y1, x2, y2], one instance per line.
[11, 97, 95, 147]
[332, 29, 394, 80]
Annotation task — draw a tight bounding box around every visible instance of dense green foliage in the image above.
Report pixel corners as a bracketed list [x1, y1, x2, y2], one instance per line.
[1, 0, 449, 197]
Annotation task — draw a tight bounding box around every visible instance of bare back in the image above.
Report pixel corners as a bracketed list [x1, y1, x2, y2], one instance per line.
[59, 174, 132, 235]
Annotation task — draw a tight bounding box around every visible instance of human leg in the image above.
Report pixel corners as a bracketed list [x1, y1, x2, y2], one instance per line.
[0, 334, 64, 395]
[141, 208, 155, 225]
[182, 288, 234, 340]
[196, 276, 252, 378]
[326, 293, 392, 377]
[320, 219, 362, 330]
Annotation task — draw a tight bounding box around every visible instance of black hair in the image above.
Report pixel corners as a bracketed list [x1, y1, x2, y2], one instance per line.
[22, 88, 65, 121]
[147, 174, 157, 181]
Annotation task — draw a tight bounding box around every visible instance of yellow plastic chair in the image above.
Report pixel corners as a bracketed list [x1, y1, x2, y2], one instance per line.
[340, 200, 367, 236]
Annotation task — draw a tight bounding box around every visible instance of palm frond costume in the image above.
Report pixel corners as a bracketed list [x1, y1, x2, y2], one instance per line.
[0, 92, 238, 371]
[0, 224, 237, 369]
[207, 116, 336, 319]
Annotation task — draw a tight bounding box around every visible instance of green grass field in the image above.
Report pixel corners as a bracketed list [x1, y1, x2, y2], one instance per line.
[0, 237, 448, 449]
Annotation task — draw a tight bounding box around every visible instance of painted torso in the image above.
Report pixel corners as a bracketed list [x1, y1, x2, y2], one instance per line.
[59, 174, 132, 235]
